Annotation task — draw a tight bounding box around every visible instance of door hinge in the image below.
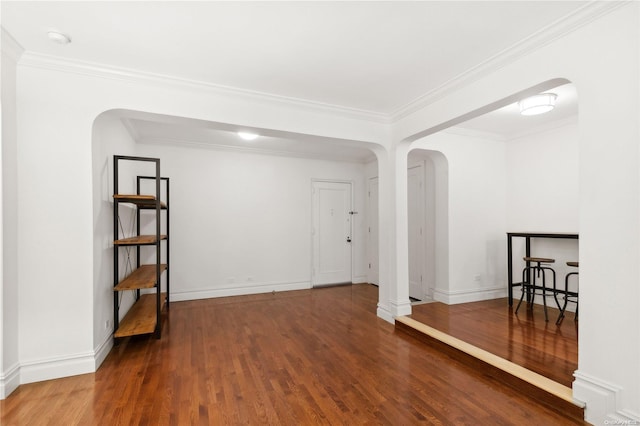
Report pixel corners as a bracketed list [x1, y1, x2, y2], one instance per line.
[369, 263, 371, 269]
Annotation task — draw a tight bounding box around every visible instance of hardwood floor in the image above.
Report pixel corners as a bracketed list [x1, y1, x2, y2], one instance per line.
[408, 298, 578, 387]
[1, 285, 585, 425]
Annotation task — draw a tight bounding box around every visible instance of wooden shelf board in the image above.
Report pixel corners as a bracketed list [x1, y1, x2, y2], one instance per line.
[114, 194, 167, 209]
[114, 264, 167, 291]
[114, 235, 168, 246]
[114, 293, 166, 338]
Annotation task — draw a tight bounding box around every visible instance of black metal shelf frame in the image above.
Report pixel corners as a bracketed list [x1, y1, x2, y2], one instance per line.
[113, 155, 170, 339]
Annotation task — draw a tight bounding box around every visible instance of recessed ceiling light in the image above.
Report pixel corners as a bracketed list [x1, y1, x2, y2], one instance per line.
[237, 132, 259, 141]
[518, 93, 557, 116]
[47, 31, 71, 45]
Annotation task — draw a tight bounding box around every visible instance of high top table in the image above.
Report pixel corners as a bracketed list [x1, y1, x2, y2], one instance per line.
[507, 232, 579, 306]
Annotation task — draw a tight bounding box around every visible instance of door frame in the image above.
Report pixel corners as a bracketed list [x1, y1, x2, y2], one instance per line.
[311, 179, 354, 287]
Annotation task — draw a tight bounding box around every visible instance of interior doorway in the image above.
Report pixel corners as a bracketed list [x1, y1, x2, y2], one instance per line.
[311, 180, 353, 287]
[408, 164, 427, 301]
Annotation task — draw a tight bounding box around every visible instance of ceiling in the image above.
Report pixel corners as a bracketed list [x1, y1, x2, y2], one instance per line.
[2, 1, 584, 159]
[125, 116, 377, 163]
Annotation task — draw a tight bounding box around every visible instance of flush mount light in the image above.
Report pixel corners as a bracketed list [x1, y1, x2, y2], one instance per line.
[518, 93, 557, 116]
[237, 132, 259, 141]
[47, 30, 71, 45]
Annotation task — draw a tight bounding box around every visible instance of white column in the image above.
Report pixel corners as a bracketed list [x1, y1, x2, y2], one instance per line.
[375, 143, 412, 323]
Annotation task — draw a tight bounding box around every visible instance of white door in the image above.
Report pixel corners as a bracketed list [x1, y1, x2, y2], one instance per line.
[408, 164, 426, 300]
[367, 177, 379, 285]
[312, 181, 352, 286]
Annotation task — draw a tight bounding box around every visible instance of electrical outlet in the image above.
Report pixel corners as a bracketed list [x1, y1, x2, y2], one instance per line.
[105, 320, 111, 330]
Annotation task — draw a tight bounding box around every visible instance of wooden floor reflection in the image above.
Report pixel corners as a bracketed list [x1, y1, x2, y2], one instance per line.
[409, 297, 578, 387]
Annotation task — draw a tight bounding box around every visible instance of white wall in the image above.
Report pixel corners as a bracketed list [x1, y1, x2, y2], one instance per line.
[506, 119, 579, 232]
[131, 140, 369, 300]
[393, 3, 640, 422]
[0, 30, 21, 398]
[91, 113, 140, 363]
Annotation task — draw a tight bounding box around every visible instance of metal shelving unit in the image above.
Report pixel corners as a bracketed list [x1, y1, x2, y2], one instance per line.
[113, 155, 170, 339]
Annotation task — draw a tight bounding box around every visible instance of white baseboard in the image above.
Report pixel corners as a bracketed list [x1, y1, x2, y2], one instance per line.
[0, 363, 20, 399]
[19, 351, 96, 385]
[573, 370, 640, 424]
[352, 275, 368, 284]
[433, 285, 507, 304]
[376, 303, 394, 324]
[390, 298, 413, 317]
[171, 280, 311, 302]
[2, 338, 114, 399]
[94, 334, 114, 370]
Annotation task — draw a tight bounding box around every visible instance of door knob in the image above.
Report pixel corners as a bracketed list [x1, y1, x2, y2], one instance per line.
[346, 237, 352, 243]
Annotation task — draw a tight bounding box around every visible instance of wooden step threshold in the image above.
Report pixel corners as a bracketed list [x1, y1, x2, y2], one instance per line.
[395, 316, 586, 422]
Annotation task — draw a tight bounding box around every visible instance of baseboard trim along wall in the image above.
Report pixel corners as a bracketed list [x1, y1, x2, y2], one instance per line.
[433, 286, 507, 304]
[573, 370, 640, 425]
[0, 363, 20, 399]
[19, 351, 96, 386]
[94, 333, 114, 370]
[171, 280, 311, 302]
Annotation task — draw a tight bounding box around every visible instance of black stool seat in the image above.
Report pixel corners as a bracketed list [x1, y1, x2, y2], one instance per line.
[557, 261, 579, 325]
[516, 256, 560, 321]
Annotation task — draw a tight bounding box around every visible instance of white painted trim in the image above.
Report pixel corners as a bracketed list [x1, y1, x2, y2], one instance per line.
[376, 303, 395, 324]
[1, 28, 24, 62]
[9, 1, 621, 125]
[19, 352, 96, 385]
[352, 275, 367, 284]
[93, 334, 114, 370]
[17, 52, 387, 123]
[171, 280, 311, 302]
[389, 299, 413, 318]
[433, 285, 507, 304]
[0, 363, 20, 399]
[573, 370, 640, 425]
[390, 1, 627, 121]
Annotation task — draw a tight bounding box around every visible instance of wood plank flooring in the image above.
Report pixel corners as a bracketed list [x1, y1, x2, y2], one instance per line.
[408, 298, 578, 387]
[0, 284, 586, 425]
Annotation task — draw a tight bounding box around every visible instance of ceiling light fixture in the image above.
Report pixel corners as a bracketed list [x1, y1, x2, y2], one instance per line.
[237, 132, 259, 141]
[47, 30, 71, 45]
[518, 93, 557, 116]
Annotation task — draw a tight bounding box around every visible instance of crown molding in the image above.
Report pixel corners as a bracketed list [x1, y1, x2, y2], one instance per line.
[17, 51, 389, 124]
[10, 1, 626, 126]
[136, 136, 376, 164]
[389, 1, 629, 122]
[1, 27, 24, 62]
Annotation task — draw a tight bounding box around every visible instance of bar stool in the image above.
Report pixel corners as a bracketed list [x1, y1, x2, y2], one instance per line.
[515, 257, 560, 321]
[556, 261, 579, 325]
